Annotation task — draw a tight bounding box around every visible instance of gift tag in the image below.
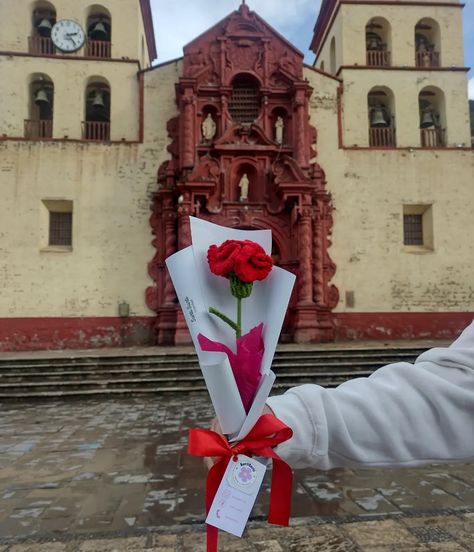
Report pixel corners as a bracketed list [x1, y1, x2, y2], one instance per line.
[206, 454, 267, 537]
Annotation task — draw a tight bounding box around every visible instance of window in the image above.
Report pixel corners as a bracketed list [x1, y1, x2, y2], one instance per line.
[368, 87, 396, 147]
[229, 77, 260, 123]
[49, 212, 72, 246]
[403, 214, 423, 245]
[365, 18, 391, 67]
[419, 87, 446, 147]
[329, 37, 336, 74]
[86, 7, 112, 58]
[83, 79, 111, 141]
[403, 205, 433, 250]
[415, 18, 441, 68]
[41, 200, 73, 250]
[25, 75, 54, 139]
[30, 2, 57, 55]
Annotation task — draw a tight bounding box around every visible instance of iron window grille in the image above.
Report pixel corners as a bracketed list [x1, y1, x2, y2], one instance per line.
[229, 85, 260, 123]
[49, 212, 72, 246]
[403, 214, 423, 245]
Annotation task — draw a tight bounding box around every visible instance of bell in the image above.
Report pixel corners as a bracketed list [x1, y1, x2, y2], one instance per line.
[37, 18, 52, 37]
[90, 22, 107, 40]
[370, 106, 388, 127]
[91, 90, 105, 109]
[420, 110, 436, 129]
[34, 88, 50, 105]
[368, 37, 381, 50]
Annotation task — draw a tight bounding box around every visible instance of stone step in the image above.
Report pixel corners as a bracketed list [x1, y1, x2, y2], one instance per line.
[0, 358, 411, 376]
[0, 364, 373, 385]
[0, 355, 420, 374]
[0, 379, 347, 400]
[0, 348, 425, 369]
[0, 369, 372, 389]
[0, 346, 428, 399]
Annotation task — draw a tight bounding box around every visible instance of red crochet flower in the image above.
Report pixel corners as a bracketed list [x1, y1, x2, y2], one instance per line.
[207, 240, 243, 278]
[234, 242, 273, 283]
[207, 240, 273, 283]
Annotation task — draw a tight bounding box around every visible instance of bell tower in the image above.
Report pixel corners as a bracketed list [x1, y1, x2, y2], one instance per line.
[0, 0, 156, 142]
[147, 3, 339, 345]
[311, 0, 471, 148]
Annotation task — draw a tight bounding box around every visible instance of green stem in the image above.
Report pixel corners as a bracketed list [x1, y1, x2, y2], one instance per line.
[236, 297, 242, 339]
[209, 307, 239, 332]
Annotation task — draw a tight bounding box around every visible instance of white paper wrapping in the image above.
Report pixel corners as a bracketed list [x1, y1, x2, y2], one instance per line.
[166, 217, 295, 439]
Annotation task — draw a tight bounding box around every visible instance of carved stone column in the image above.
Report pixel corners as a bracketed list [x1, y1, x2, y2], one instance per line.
[175, 197, 193, 344]
[294, 89, 307, 168]
[177, 196, 192, 249]
[157, 203, 177, 345]
[182, 91, 195, 168]
[297, 208, 313, 305]
[293, 207, 319, 342]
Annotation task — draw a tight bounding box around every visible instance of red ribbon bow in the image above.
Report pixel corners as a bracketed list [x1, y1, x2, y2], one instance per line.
[188, 414, 293, 552]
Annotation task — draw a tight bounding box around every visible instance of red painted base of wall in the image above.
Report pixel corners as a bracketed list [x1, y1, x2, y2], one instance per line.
[0, 317, 156, 352]
[0, 313, 473, 351]
[333, 312, 474, 341]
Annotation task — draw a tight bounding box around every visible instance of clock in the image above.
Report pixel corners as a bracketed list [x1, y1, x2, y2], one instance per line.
[51, 20, 86, 53]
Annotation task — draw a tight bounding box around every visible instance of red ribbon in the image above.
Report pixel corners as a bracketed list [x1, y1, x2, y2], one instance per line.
[188, 414, 293, 552]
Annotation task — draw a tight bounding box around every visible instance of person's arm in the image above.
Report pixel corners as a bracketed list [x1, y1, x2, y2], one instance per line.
[267, 320, 474, 470]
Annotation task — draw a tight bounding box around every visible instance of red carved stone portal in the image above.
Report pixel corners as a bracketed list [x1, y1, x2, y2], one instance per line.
[146, 4, 339, 344]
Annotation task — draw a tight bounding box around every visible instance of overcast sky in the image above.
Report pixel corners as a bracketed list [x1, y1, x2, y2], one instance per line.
[150, 0, 474, 99]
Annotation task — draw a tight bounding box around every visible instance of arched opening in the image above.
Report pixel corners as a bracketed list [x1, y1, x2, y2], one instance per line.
[367, 86, 396, 147]
[30, 1, 56, 55]
[85, 4, 112, 58]
[83, 77, 111, 141]
[419, 86, 446, 147]
[26, 73, 54, 139]
[320, 61, 325, 72]
[415, 18, 441, 67]
[329, 37, 336, 74]
[366, 17, 391, 67]
[229, 74, 261, 124]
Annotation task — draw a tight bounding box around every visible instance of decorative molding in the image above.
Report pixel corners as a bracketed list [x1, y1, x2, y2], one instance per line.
[0, 51, 141, 65]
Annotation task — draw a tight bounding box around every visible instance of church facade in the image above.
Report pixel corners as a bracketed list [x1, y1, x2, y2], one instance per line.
[0, 0, 472, 351]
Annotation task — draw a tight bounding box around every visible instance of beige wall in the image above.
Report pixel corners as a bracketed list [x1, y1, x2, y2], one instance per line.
[0, 60, 181, 318]
[0, 0, 145, 62]
[0, 55, 140, 141]
[305, 67, 474, 313]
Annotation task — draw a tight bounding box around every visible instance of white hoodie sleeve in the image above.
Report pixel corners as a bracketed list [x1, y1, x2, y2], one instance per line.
[267, 320, 474, 470]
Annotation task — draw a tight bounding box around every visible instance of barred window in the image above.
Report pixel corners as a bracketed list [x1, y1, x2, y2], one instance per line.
[403, 214, 423, 245]
[229, 81, 260, 123]
[49, 212, 72, 246]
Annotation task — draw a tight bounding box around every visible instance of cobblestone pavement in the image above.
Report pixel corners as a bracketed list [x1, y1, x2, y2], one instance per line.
[0, 396, 473, 550]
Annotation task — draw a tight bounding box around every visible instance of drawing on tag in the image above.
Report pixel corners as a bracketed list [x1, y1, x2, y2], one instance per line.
[229, 458, 258, 493]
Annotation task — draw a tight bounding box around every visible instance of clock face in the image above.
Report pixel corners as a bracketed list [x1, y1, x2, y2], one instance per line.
[51, 20, 86, 53]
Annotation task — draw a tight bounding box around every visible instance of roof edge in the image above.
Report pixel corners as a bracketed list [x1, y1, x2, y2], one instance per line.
[139, 0, 158, 62]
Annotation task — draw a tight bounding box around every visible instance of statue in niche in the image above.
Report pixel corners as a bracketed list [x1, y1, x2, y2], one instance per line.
[275, 116, 284, 145]
[201, 113, 216, 141]
[238, 173, 250, 202]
